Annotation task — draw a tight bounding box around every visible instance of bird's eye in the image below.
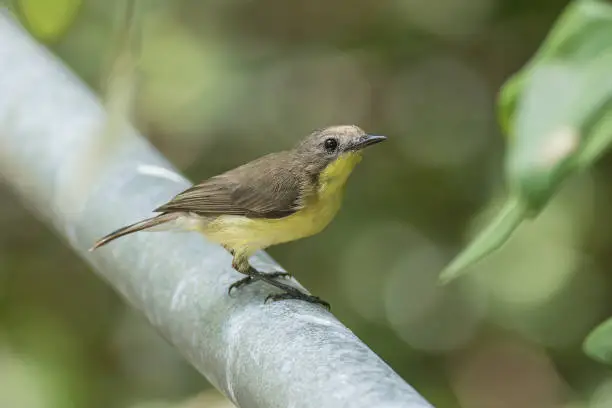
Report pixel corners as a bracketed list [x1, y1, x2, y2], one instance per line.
[324, 138, 338, 152]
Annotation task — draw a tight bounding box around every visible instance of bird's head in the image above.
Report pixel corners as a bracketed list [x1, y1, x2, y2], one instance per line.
[295, 125, 386, 189]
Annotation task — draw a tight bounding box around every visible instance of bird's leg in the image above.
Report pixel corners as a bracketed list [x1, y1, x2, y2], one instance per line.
[227, 253, 292, 294]
[232, 266, 294, 292]
[228, 270, 292, 292]
[227, 255, 329, 309]
[223, 247, 255, 290]
[252, 268, 330, 310]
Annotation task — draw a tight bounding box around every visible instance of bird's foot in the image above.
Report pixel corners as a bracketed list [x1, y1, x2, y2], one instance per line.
[265, 291, 331, 310]
[227, 271, 292, 295]
[227, 265, 327, 309]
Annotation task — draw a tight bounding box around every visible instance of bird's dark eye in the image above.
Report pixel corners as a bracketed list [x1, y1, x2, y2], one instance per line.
[324, 138, 338, 152]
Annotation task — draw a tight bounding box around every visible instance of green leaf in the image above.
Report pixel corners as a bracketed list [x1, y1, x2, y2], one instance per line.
[438, 197, 528, 284]
[18, 0, 81, 42]
[497, 72, 524, 139]
[439, 0, 612, 284]
[584, 318, 612, 365]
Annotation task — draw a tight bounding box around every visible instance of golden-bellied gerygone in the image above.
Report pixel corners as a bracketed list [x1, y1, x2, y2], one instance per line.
[90, 125, 386, 309]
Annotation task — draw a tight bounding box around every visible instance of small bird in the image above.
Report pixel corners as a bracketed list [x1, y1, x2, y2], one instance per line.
[90, 125, 386, 308]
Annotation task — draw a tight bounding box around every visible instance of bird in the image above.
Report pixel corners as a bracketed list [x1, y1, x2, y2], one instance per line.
[90, 125, 386, 309]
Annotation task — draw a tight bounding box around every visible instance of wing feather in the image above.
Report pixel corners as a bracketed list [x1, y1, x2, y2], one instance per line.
[154, 152, 307, 219]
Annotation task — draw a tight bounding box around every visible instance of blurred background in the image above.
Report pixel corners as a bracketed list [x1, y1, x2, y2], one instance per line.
[3, 0, 612, 407]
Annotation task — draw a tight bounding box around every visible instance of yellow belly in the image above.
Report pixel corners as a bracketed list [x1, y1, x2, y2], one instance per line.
[200, 191, 343, 255]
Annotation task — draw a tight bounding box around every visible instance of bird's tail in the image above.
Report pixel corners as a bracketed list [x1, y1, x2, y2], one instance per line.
[89, 212, 179, 251]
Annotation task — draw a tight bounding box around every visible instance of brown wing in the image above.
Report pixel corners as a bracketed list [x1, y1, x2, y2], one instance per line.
[154, 153, 308, 219]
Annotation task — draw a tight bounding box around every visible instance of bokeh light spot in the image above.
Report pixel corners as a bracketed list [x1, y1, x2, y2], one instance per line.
[339, 221, 432, 323]
[448, 340, 569, 408]
[384, 243, 487, 353]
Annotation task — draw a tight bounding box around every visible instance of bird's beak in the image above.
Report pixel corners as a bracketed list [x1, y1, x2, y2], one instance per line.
[350, 134, 387, 151]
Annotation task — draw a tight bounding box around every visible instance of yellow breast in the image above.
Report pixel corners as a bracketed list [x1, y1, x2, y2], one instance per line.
[201, 152, 362, 255]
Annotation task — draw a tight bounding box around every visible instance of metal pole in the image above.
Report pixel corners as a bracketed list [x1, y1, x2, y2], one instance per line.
[0, 11, 433, 408]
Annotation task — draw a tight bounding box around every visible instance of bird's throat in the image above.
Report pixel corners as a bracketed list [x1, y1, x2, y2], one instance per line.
[318, 152, 362, 196]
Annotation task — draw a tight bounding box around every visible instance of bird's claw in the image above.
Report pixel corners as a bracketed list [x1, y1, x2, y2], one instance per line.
[265, 292, 331, 310]
[228, 276, 254, 295]
[227, 271, 293, 295]
[227, 268, 328, 309]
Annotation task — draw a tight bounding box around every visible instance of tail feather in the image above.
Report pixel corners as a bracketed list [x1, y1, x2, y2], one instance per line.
[89, 213, 179, 251]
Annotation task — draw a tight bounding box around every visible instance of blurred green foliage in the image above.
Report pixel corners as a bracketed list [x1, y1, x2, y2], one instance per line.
[440, 0, 612, 283]
[15, 0, 81, 42]
[585, 318, 612, 366]
[4, 0, 612, 407]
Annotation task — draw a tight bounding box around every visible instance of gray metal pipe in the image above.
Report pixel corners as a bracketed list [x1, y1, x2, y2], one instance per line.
[0, 11, 433, 408]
